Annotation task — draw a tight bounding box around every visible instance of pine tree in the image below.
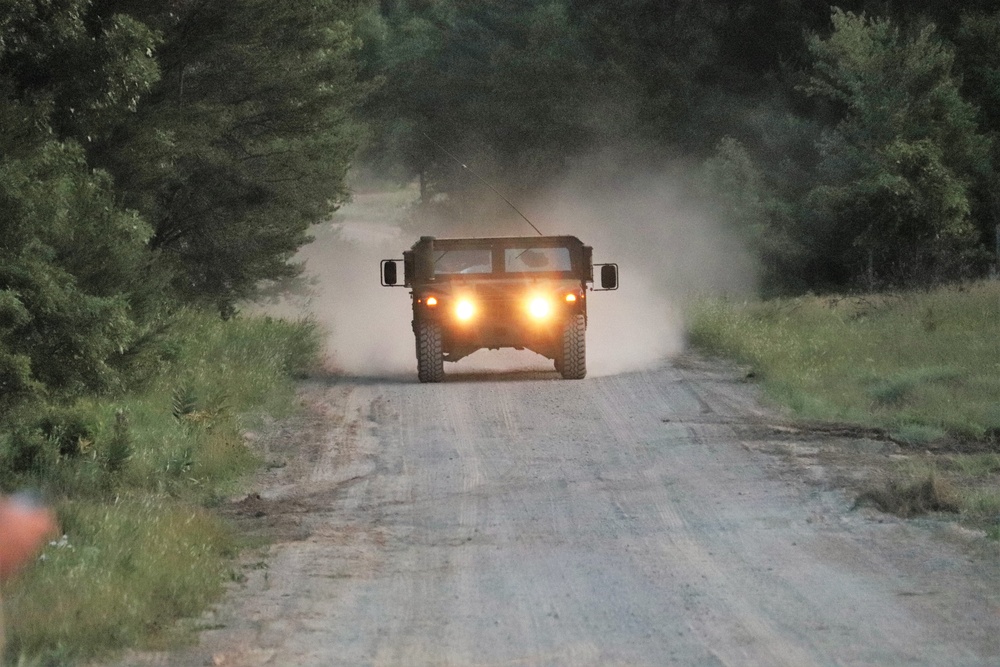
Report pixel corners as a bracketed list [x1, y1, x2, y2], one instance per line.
[91, 0, 367, 313]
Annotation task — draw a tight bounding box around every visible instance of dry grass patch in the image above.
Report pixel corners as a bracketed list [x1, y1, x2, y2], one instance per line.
[855, 472, 961, 517]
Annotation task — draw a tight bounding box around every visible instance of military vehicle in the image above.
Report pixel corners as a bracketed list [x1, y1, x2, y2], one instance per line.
[381, 235, 618, 382]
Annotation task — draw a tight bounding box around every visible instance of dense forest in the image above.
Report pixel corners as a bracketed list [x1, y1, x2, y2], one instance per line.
[358, 0, 1000, 293]
[4, 0, 1000, 420]
[1, 0, 365, 425]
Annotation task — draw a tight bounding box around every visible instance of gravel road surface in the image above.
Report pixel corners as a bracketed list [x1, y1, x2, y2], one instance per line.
[119, 355, 1000, 667]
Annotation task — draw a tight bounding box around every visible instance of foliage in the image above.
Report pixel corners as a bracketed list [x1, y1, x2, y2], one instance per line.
[855, 472, 961, 518]
[357, 0, 592, 218]
[89, 0, 367, 314]
[853, 455, 1000, 534]
[801, 10, 991, 287]
[4, 499, 236, 660]
[1, 311, 320, 662]
[954, 11, 1000, 136]
[0, 127, 156, 418]
[953, 11, 1000, 250]
[0, 1, 351, 659]
[689, 283, 1000, 532]
[357, 3, 1000, 291]
[0, 0, 363, 419]
[0, 0, 168, 419]
[0, 0, 161, 144]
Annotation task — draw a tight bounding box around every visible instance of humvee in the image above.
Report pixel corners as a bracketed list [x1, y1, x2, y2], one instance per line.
[381, 235, 618, 382]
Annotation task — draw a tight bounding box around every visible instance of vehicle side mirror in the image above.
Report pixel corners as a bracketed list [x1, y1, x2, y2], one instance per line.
[599, 263, 618, 290]
[381, 259, 400, 286]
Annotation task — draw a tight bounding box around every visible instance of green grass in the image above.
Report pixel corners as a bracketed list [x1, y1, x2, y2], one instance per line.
[688, 282, 1000, 440]
[3, 500, 235, 659]
[688, 282, 1000, 534]
[943, 452, 1000, 477]
[963, 488, 1000, 541]
[0, 309, 320, 664]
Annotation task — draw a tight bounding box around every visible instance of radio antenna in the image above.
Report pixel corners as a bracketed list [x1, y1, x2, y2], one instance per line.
[422, 132, 544, 236]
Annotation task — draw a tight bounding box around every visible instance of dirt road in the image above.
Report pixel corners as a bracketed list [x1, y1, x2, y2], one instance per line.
[123, 355, 1000, 667]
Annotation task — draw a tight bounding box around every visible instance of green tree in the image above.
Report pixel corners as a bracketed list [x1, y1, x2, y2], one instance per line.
[801, 10, 990, 286]
[0, 1, 161, 413]
[358, 0, 592, 220]
[0, 138, 153, 406]
[954, 11, 1000, 249]
[91, 0, 366, 313]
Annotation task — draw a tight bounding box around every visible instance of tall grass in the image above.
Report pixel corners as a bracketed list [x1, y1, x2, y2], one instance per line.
[0, 310, 320, 664]
[688, 282, 1000, 441]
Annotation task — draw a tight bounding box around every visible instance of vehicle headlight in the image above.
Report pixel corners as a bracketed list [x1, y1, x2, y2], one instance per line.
[527, 296, 552, 320]
[455, 299, 475, 321]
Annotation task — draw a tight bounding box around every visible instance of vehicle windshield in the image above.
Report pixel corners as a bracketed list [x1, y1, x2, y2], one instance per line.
[432, 245, 573, 276]
[433, 249, 493, 275]
[505, 247, 571, 273]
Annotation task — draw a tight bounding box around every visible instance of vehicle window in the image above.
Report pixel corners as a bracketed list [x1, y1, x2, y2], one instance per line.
[433, 249, 493, 275]
[505, 247, 572, 273]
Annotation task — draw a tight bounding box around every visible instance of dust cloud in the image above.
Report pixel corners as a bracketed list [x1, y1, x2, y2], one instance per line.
[261, 191, 418, 377]
[534, 165, 755, 375]
[269, 167, 754, 378]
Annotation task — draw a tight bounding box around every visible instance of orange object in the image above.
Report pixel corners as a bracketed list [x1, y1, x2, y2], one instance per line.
[0, 495, 58, 581]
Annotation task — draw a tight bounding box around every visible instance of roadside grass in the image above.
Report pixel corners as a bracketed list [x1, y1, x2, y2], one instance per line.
[0, 310, 320, 664]
[4, 500, 235, 660]
[688, 282, 1000, 440]
[688, 281, 1000, 532]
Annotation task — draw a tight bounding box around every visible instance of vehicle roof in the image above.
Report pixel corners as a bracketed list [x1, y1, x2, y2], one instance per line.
[412, 235, 585, 250]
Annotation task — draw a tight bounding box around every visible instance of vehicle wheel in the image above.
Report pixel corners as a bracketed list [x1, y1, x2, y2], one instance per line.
[416, 320, 445, 383]
[559, 314, 586, 379]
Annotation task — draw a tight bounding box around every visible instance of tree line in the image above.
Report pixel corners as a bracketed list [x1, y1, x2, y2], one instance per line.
[4, 0, 1000, 418]
[358, 0, 1000, 293]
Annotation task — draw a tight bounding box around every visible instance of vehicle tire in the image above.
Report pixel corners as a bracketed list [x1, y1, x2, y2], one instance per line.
[416, 320, 445, 383]
[559, 314, 586, 379]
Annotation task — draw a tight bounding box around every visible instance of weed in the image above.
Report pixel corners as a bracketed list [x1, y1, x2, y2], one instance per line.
[957, 489, 1000, 539]
[104, 410, 132, 474]
[690, 286, 1000, 537]
[3, 499, 235, 661]
[171, 382, 199, 421]
[961, 490, 1000, 521]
